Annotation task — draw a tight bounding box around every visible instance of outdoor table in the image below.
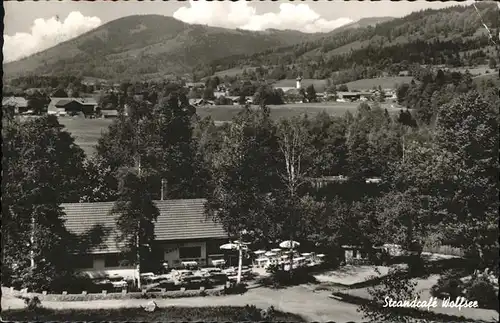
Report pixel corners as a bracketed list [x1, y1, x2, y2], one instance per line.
[255, 257, 270, 268]
[212, 259, 226, 266]
[181, 261, 198, 267]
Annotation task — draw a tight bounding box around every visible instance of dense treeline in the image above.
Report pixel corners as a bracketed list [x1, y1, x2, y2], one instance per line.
[2, 69, 498, 293]
[198, 3, 499, 81]
[203, 35, 495, 82]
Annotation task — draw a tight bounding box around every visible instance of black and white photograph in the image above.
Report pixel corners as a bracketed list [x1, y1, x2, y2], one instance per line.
[1, 0, 499, 322]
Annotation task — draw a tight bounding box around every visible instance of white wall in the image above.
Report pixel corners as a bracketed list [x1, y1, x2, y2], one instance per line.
[162, 241, 207, 267]
[78, 268, 136, 280]
[75, 254, 135, 280]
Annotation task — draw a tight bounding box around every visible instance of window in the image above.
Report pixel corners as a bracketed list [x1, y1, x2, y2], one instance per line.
[206, 241, 224, 255]
[105, 254, 129, 268]
[73, 255, 94, 269]
[179, 246, 202, 259]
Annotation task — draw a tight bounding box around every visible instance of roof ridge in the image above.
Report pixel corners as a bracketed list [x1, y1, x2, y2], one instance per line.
[61, 198, 207, 207]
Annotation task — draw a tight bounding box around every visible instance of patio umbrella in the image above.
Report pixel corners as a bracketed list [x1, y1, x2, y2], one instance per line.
[279, 240, 300, 249]
[220, 243, 238, 250]
[220, 241, 248, 284]
[233, 240, 250, 245]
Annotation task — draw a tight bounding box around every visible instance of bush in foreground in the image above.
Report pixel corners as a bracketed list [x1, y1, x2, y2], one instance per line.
[2, 306, 305, 322]
[430, 269, 465, 300]
[464, 275, 498, 310]
[263, 264, 317, 288]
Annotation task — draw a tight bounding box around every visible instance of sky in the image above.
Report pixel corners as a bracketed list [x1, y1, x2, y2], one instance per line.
[4, 0, 475, 63]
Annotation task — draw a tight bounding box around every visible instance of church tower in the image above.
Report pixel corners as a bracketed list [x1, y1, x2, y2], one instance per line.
[296, 76, 303, 89]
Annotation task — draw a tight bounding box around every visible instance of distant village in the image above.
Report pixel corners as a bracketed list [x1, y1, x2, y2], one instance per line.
[3, 76, 398, 119]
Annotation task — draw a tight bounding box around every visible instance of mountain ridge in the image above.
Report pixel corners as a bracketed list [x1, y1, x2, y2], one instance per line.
[199, 3, 498, 80]
[3, 15, 393, 81]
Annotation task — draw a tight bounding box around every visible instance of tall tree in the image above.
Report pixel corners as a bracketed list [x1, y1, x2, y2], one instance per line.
[95, 90, 206, 200]
[208, 106, 281, 245]
[112, 168, 159, 288]
[432, 91, 499, 267]
[275, 115, 313, 276]
[2, 115, 89, 290]
[306, 84, 317, 103]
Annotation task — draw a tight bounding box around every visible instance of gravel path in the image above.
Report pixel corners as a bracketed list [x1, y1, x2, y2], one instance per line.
[2, 286, 366, 323]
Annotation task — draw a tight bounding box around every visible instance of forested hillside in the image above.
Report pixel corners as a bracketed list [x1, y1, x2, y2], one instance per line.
[3, 15, 328, 81]
[200, 3, 499, 81]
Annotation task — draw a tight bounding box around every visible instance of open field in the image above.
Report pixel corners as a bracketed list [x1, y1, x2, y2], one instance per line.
[211, 66, 258, 78]
[58, 118, 112, 157]
[197, 102, 401, 122]
[473, 73, 500, 86]
[344, 76, 414, 90]
[59, 102, 402, 157]
[448, 65, 496, 77]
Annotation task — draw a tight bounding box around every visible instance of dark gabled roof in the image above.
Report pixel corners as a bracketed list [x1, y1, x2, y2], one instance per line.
[55, 99, 79, 107]
[62, 199, 227, 254]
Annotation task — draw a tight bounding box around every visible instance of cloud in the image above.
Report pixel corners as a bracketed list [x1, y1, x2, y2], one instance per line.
[3, 11, 102, 63]
[173, 2, 353, 33]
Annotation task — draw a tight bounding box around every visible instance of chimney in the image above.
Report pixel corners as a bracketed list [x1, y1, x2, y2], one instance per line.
[161, 179, 167, 200]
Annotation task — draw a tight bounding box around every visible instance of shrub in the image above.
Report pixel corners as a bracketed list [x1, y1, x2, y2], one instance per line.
[35, 288, 224, 301]
[430, 270, 464, 299]
[264, 264, 316, 288]
[224, 282, 247, 295]
[236, 305, 263, 321]
[260, 306, 275, 320]
[464, 275, 498, 310]
[2, 306, 305, 322]
[24, 296, 42, 311]
[50, 273, 102, 294]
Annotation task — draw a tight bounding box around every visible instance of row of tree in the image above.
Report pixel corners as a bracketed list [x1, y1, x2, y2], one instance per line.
[2, 70, 498, 292]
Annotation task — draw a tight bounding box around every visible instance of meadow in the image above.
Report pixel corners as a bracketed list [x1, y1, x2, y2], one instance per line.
[344, 76, 414, 90]
[60, 102, 402, 157]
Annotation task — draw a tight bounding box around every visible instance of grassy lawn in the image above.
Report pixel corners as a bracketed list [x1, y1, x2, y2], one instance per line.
[448, 65, 496, 77]
[344, 76, 414, 90]
[211, 66, 257, 78]
[1, 306, 305, 321]
[58, 117, 113, 157]
[61, 102, 403, 157]
[473, 73, 500, 86]
[197, 102, 401, 122]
